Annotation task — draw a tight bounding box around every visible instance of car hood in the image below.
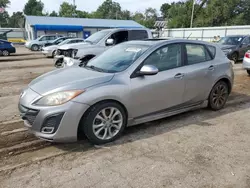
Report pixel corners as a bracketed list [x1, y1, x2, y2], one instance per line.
[59, 42, 92, 50]
[218, 44, 236, 50]
[29, 67, 114, 95]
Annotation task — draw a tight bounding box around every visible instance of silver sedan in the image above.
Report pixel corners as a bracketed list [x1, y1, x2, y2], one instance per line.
[19, 39, 234, 144]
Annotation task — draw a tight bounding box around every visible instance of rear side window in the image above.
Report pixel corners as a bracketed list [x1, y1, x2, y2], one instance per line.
[129, 30, 148, 40]
[207, 45, 216, 59]
[185, 44, 211, 65]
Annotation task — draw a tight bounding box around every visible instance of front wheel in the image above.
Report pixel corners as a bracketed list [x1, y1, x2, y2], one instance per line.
[247, 70, 250, 75]
[81, 102, 127, 145]
[208, 81, 229, 111]
[2, 50, 9, 56]
[231, 52, 238, 64]
[31, 44, 39, 51]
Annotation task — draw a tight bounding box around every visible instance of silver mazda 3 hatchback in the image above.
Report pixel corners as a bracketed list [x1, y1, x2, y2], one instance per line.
[19, 39, 234, 144]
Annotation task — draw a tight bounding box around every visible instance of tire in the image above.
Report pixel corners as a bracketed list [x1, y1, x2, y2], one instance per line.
[0, 50, 2, 56]
[52, 50, 57, 58]
[231, 52, 238, 63]
[2, 50, 9, 56]
[247, 70, 250, 75]
[81, 102, 127, 145]
[54, 58, 64, 68]
[208, 81, 229, 111]
[31, 44, 39, 51]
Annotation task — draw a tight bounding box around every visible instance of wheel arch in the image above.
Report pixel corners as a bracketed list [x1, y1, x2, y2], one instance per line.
[77, 99, 128, 139]
[214, 77, 232, 94]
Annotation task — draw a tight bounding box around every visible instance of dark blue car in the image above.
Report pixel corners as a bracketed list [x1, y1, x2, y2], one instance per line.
[0, 39, 16, 56]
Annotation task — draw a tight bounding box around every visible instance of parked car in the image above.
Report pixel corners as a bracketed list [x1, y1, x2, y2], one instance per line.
[243, 50, 250, 75]
[54, 28, 152, 67]
[42, 38, 85, 58]
[218, 35, 250, 63]
[25, 34, 63, 51]
[0, 39, 16, 56]
[19, 39, 234, 144]
[43, 36, 73, 47]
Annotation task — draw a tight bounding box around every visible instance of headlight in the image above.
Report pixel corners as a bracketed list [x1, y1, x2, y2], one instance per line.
[223, 49, 232, 54]
[33, 90, 84, 106]
[72, 49, 78, 58]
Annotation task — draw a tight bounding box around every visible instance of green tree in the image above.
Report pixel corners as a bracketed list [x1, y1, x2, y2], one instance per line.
[49, 11, 58, 17]
[23, 0, 44, 16]
[0, 0, 9, 8]
[95, 0, 122, 19]
[8, 11, 25, 28]
[76, 10, 89, 18]
[59, 2, 76, 17]
[132, 12, 145, 26]
[160, 3, 171, 18]
[120, 10, 131, 20]
[0, 11, 9, 27]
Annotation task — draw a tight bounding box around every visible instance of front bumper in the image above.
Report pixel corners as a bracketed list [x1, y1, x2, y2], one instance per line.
[42, 50, 53, 57]
[18, 88, 90, 142]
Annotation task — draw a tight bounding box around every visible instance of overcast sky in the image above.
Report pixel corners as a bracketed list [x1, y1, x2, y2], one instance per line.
[7, 0, 178, 15]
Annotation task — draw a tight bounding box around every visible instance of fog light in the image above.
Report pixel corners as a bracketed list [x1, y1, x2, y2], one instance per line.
[41, 113, 64, 134]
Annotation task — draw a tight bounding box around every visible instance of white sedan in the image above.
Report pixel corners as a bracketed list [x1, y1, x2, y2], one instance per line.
[42, 38, 85, 58]
[243, 51, 250, 75]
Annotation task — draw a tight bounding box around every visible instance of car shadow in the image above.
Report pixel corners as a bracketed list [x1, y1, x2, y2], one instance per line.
[54, 92, 250, 153]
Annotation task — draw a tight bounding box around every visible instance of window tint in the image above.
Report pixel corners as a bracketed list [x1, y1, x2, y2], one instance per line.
[185, 44, 211, 65]
[109, 31, 128, 45]
[76, 39, 84, 43]
[144, 44, 182, 72]
[129, 30, 148, 40]
[243, 37, 250, 44]
[207, 45, 216, 59]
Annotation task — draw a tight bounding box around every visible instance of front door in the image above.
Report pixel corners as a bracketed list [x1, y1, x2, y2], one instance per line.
[182, 43, 214, 104]
[129, 43, 186, 118]
[239, 37, 250, 59]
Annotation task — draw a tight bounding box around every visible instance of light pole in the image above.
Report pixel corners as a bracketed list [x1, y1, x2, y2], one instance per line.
[72, 0, 77, 17]
[190, 0, 195, 28]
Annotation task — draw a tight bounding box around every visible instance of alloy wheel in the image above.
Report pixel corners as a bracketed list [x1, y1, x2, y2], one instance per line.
[92, 107, 123, 140]
[2, 50, 9, 56]
[211, 83, 228, 109]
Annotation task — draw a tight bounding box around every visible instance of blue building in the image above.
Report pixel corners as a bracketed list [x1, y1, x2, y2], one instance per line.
[25, 15, 144, 40]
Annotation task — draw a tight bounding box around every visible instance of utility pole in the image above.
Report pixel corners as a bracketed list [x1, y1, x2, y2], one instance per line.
[72, 0, 77, 17]
[190, 0, 195, 28]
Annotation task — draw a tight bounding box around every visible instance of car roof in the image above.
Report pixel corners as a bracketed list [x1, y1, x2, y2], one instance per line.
[125, 39, 215, 47]
[101, 28, 150, 32]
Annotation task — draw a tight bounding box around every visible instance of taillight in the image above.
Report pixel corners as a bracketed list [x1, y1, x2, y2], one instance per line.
[245, 53, 250, 58]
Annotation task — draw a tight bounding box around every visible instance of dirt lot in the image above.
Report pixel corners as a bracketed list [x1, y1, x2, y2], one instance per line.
[0, 47, 250, 188]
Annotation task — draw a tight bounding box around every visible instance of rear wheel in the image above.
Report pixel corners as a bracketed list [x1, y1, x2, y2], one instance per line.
[231, 52, 238, 63]
[2, 50, 9, 56]
[81, 102, 127, 145]
[52, 50, 57, 58]
[31, 44, 39, 51]
[247, 70, 250, 75]
[208, 81, 229, 111]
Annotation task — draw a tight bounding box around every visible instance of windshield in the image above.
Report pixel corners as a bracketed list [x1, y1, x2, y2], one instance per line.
[58, 39, 72, 46]
[218, 36, 243, 45]
[85, 44, 150, 73]
[85, 30, 111, 44]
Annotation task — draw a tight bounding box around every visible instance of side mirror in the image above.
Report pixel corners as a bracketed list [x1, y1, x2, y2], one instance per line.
[138, 65, 159, 76]
[106, 38, 114, 46]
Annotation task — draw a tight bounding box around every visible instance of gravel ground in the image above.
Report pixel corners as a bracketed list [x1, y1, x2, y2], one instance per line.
[0, 47, 250, 188]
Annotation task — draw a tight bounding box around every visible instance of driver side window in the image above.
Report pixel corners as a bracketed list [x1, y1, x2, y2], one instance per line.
[143, 44, 182, 72]
[107, 31, 128, 46]
[39, 36, 46, 41]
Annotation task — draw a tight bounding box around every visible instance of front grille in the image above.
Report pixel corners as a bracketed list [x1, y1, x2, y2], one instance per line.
[19, 104, 39, 126]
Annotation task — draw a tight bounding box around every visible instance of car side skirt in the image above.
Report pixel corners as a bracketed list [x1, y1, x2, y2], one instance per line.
[128, 100, 208, 126]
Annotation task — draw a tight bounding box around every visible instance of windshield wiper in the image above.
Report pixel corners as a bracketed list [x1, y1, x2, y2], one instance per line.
[85, 65, 105, 72]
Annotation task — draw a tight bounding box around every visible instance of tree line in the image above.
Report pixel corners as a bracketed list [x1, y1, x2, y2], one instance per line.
[0, 0, 250, 29]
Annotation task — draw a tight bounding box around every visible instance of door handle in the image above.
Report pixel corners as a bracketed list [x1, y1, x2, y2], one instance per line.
[208, 65, 215, 71]
[174, 73, 184, 79]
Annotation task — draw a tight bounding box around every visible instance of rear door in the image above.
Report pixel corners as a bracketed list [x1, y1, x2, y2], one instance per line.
[182, 43, 215, 104]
